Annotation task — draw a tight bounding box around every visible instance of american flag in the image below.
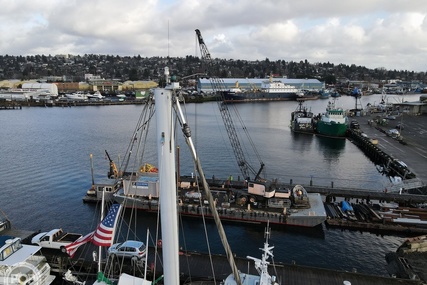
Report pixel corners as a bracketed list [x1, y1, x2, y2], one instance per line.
[65, 231, 94, 258]
[92, 203, 122, 246]
[64, 204, 122, 257]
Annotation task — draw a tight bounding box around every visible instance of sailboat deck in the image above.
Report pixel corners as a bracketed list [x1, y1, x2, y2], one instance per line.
[150, 250, 423, 285]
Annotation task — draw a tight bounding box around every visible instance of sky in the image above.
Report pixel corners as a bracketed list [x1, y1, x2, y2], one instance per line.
[1, 0, 427, 72]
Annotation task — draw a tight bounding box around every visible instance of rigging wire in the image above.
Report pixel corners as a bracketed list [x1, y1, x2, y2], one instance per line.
[173, 93, 219, 283]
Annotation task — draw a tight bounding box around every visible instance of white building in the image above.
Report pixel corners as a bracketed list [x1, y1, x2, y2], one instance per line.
[21, 83, 58, 96]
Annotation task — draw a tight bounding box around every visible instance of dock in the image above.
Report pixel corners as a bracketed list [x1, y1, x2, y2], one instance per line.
[39, 245, 425, 285]
[347, 111, 427, 188]
[0, 101, 22, 110]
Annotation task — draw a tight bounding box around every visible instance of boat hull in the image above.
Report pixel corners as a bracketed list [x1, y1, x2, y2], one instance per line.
[114, 192, 326, 228]
[316, 121, 348, 137]
[291, 122, 315, 134]
[224, 91, 298, 102]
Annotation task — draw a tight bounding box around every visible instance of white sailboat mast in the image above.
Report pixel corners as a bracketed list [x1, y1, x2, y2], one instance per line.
[154, 67, 180, 285]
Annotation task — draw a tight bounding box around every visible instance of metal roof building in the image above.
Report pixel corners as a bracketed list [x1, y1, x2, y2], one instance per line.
[21, 83, 58, 96]
[197, 78, 323, 93]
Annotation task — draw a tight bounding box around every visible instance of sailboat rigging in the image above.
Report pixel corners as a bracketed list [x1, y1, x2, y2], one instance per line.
[66, 62, 282, 284]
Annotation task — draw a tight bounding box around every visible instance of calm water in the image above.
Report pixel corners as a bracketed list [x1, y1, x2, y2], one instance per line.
[0, 93, 421, 276]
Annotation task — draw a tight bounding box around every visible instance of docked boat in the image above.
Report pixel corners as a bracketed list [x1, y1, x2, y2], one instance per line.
[316, 99, 349, 137]
[86, 91, 104, 100]
[114, 175, 326, 227]
[65, 92, 88, 101]
[330, 89, 341, 97]
[0, 236, 56, 285]
[224, 76, 299, 102]
[290, 100, 315, 134]
[318, 89, 330, 99]
[0, 214, 11, 233]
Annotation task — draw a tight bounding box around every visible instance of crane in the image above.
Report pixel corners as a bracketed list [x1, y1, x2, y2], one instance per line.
[195, 29, 264, 181]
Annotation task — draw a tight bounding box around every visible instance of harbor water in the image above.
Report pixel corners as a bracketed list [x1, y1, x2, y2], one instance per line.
[0, 93, 422, 276]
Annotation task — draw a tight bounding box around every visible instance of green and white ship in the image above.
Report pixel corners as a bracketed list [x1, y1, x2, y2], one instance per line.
[316, 99, 348, 137]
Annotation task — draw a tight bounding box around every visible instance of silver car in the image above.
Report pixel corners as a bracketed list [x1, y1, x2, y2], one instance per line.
[107, 240, 146, 260]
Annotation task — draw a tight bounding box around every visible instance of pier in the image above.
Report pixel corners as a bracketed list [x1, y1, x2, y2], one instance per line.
[39, 244, 425, 285]
[346, 110, 427, 188]
[0, 101, 22, 109]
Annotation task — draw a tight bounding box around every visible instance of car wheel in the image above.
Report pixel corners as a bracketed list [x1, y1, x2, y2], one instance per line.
[60, 246, 67, 253]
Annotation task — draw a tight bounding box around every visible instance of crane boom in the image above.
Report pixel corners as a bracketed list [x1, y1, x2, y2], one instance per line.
[195, 29, 264, 180]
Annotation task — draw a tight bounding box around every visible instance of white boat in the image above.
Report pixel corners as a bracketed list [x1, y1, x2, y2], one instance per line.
[0, 236, 56, 285]
[87, 91, 104, 100]
[0, 214, 11, 233]
[224, 76, 300, 102]
[65, 92, 88, 101]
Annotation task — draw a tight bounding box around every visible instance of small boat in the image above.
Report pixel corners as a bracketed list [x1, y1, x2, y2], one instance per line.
[87, 90, 104, 100]
[330, 89, 341, 97]
[316, 99, 349, 137]
[65, 92, 88, 101]
[0, 213, 11, 233]
[82, 153, 121, 203]
[319, 89, 330, 99]
[83, 180, 121, 203]
[290, 100, 315, 134]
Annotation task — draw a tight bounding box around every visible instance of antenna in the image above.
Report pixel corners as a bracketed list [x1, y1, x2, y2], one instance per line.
[168, 20, 170, 57]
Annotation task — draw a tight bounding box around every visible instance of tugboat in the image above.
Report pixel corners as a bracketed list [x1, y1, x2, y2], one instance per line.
[290, 99, 315, 134]
[316, 99, 348, 138]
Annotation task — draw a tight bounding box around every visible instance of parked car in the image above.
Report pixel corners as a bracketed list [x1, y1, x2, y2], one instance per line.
[387, 129, 400, 138]
[350, 120, 360, 129]
[108, 240, 146, 260]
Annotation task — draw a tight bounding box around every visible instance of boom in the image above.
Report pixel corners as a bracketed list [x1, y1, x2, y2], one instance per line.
[195, 29, 264, 181]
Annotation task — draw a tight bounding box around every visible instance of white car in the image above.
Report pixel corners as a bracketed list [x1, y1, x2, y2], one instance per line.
[108, 240, 146, 260]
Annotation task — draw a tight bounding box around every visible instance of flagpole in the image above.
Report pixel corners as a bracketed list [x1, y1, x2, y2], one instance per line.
[98, 189, 105, 273]
[144, 229, 149, 280]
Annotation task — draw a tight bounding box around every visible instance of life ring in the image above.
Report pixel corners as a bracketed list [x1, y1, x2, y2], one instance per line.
[157, 239, 162, 248]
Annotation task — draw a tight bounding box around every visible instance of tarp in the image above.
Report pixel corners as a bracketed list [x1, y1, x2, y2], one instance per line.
[341, 200, 353, 212]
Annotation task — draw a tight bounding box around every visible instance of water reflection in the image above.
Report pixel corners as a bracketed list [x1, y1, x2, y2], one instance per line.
[316, 136, 346, 151]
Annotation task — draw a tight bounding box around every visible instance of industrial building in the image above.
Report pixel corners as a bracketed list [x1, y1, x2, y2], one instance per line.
[21, 83, 59, 96]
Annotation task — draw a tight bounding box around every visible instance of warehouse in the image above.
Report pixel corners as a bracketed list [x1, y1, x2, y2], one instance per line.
[21, 83, 59, 96]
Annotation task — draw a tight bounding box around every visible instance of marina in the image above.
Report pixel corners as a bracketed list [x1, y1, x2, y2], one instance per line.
[1, 92, 427, 284]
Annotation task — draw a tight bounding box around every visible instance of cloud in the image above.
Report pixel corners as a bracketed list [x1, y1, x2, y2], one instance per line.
[0, 0, 426, 72]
